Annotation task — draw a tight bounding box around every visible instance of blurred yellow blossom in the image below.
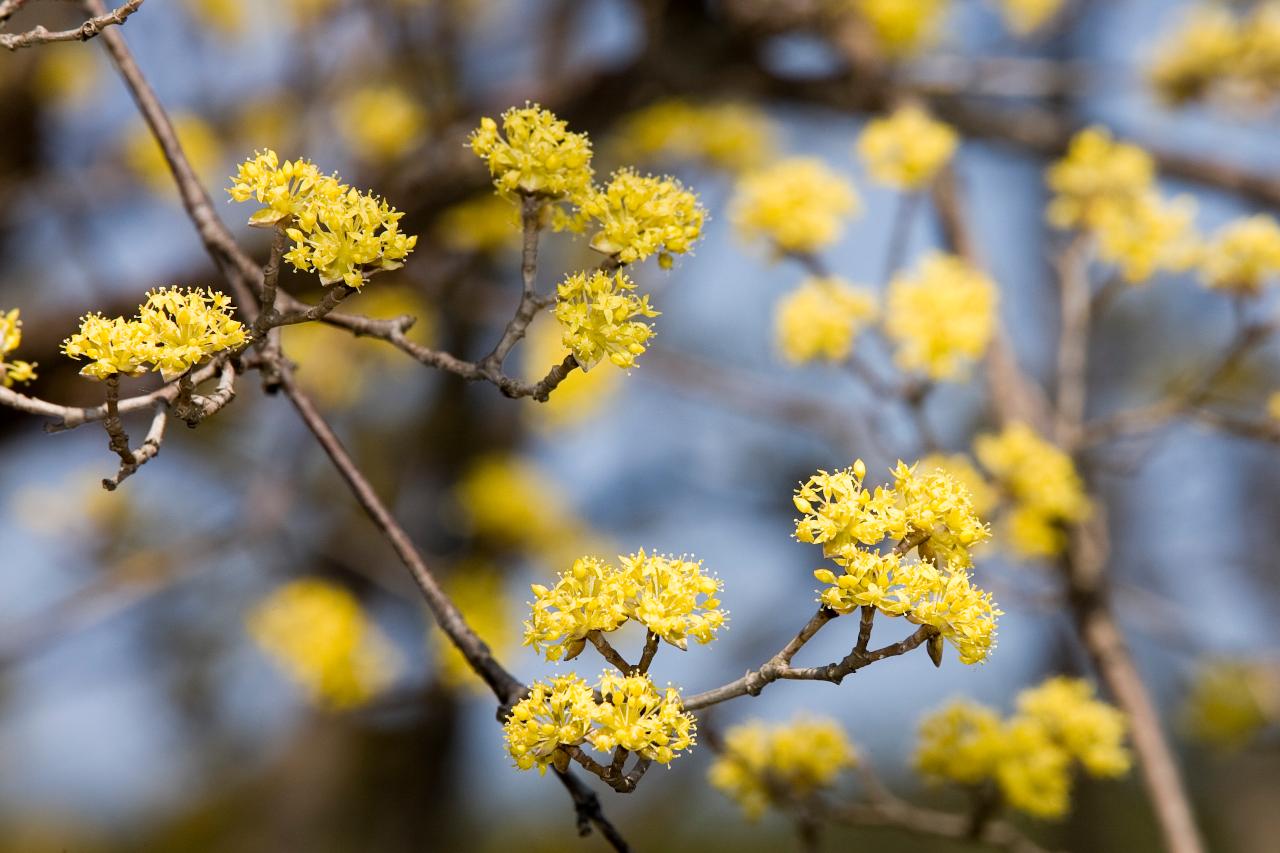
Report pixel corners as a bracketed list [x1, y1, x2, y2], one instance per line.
[1183, 659, 1280, 749]
[612, 99, 777, 174]
[185, 0, 247, 36]
[31, 46, 100, 106]
[125, 114, 223, 192]
[974, 422, 1090, 558]
[994, 0, 1063, 35]
[848, 0, 948, 59]
[435, 194, 522, 253]
[774, 276, 877, 364]
[1147, 2, 1280, 107]
[553, 270, 659, 370]
[521, 314, 620, 428]
[248, 579, 400, 710]
[1199, 214, 1280, 294]
[1092, 192, 1200, 285]
[915, 677, 1129, 820]
[856, 105, 958, 190]
[1, 308, 36, 388]
[336, 85, 427, 163]
[731, 158, 861, 255]
[708, 716, 857, 820]
[1268, 391, 1280, 421]
[1046, 127, 1154, 231]
[435, 566, 515, 690]
[885, 252, 996, 381]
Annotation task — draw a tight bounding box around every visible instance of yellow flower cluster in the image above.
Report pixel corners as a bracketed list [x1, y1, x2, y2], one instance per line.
[775, 276, 877, 364]
[504, 671, 696, 772]
[1183, 659, 1280, 749]
[918, 452, 998, 519]
[63, 288, 248, 381]
[336, 84, 426, 163]
[524, 549, 725, 660]
[469, 104, 594, 200]
[1199, 214, 1280, 294]
[842, 0, 948, 59]
[435, 567, 515, 691]
[552, 270, 659, 371]
[708, 716, 858, 820]
[228, 149, 417, 288]
[731, 158, 861, 255]
[1091, 192, 1200, 285]
[247, 579, 400, 711]
[885, 252, 996, 381]
[612, 99, 777, 174]
[1148, 3, 1280, 107]
[974, 423, 1090, 558]
[1, 308, 37, 388]
[435, 194, 521, 254]
[995, 0, 1064, 35]
[1045, 127, 1154, 231]
[914, 677, 1130, 819]
[573, 170, 705, 266]
[797, 459, 999, 664]
[856, 105, 958, 190]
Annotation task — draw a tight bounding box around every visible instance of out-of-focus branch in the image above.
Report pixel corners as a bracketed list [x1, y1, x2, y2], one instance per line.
[1, 0, 142, 51]
[1054, 234, 1094, 445]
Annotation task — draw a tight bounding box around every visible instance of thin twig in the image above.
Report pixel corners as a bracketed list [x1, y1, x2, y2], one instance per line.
[1, 0, 143, 51]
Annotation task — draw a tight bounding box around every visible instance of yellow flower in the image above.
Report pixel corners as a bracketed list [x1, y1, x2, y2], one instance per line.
[434, 566, 515, 691]
[1046, 127, 1154, 231]
[1, 308, 37, 388]
[336, 85, 427, 163]
[589, 672, 697, 764]
[435, 194, 522, 254]
[709, 716, 857, 819]
[61, 288, 247, 382]
[1199, 214, 1280, 294]
[994, 0, 1064, 35]
[974, 422, 1090, 558]
[884, 252, 997, 381]
[917, 452, 998, 519]
[857, 105, 958, 190]
[553, 270, 659, 371]
[524, 549, 726, 661]
[521, 314, 620, 428]
[247, 579, 400, 710]
[849, 0, 948, 59]
[1092, 192, 1200, 285]
[915, 678, 1131, 820]
[469, 103, 594, 200]
[228, 149, 417, 288]
[504, 673, 596, 773]
[774, 276, 878, 364]
[731, 158, 861, 255]
[1183, 659, 1280, 749]
[125, 114, 223, 193]
[801, 459, 997, 664]
[575, 170, 706, 266]
[612, 99, 777, 174]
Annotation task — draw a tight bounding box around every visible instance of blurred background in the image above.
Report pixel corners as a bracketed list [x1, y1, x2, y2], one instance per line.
[1, 0, 1279, 850]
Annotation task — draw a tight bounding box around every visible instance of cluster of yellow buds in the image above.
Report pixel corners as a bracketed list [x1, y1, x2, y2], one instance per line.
[974, 422, 1090, 558]
[0, 308, 37, 388]
[247, 579, 400, 711]
[228, 149, 417, 288]
[524, 549, 725, 661]
[774, 276, 878, 364]
[1046, 127, 1154, 232]
[1147, 2, 1280, 108]
[797, 459, 999, 664]
[612, 99, 777, 174]
[731, 157, 861, 255]
[573, 169, 705, 267]
[856, 104, 958, 190]
[552, 270, 659, 371]
[503, 671, 696, 773]
[914, 677, 1130, 819]
[708, 716, 858, 819]
[470, 103, 595, 201]
[62, 287, 248, 381]
[884, 252, 996, 381]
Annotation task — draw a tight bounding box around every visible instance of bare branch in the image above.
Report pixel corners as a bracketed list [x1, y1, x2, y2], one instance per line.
[1, 0, 143, 51]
